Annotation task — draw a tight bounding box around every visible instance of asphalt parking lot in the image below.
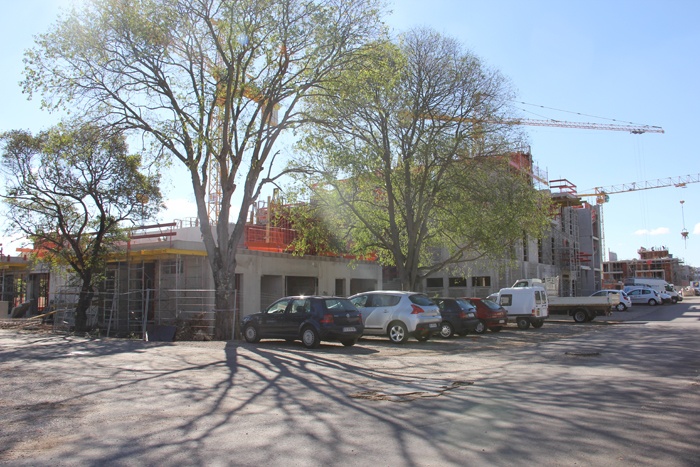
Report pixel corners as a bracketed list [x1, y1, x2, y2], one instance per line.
[1, 299, 699, 466]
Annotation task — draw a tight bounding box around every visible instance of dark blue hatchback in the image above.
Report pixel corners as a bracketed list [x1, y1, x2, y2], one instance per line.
[241, 296, 364, 348]
[433, 297, 479, 338]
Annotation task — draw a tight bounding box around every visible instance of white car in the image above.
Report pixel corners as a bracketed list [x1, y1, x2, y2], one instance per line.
[591, 290, 632, 311]
[625, 287, 662, 306]
[349, 291, 442, 343]
[657, 291, 673, 304]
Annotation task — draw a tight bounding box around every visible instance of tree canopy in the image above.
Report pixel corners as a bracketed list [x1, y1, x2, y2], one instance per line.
[23, 0, 386, 339]
[294, 28, 552, 290]
[0, 123, 162, 332]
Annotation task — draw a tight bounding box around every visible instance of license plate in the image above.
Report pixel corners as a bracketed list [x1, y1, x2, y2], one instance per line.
[429, 323, 438, 328]
[343, 327, 356, 332]
[499, 320, 505, 324]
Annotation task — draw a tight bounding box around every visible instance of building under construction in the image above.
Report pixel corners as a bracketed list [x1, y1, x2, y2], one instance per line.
[40, 206, 381, 338]
[603, 246, 690, 288]
[423, 150, 604, 298]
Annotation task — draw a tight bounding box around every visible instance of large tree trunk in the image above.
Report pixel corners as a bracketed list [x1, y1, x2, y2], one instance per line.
[74, 282, 94, 333]
[213, 257, 238, 341]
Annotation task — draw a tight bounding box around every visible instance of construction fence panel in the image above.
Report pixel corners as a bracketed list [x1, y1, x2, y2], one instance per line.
[37, 288, 243, 341]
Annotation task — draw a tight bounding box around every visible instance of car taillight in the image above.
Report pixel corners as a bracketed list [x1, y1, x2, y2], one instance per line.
[458, 310, 467, 319]
[531, 308, 536, 316]
[320, 313, 334, 324]
[410, 304, 424, 314]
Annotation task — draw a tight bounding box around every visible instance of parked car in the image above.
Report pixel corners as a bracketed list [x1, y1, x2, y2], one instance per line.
[349, 291, 441, 343]
[591, 290, 632, 311]
[624, 287, 663, 306]
[658, 291, 673, 304]
[462, 297, 508, 333]
[242, 296, 364, 348]
[432, 297, 480, 338]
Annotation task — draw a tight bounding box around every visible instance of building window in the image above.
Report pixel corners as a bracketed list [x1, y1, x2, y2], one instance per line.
[335, 278, 345, 296]
[551, 238, 556, 265]
[449, 277, 467, 287]
[426, 277, 444, 288]
[471, 276, 491, 287]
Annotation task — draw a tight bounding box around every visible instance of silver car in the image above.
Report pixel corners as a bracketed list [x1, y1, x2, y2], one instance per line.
[349, 291, 442, 343]
[591, 290, 632, 311]
[625, 287, 662, 306]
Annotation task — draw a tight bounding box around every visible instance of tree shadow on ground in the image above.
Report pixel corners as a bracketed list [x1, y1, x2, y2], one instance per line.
[1, 323, 699, 466]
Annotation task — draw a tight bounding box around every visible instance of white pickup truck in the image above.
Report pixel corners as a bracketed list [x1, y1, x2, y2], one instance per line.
[512, 279, 619, 323]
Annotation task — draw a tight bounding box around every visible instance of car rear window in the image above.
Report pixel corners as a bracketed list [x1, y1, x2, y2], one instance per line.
[409, 294, 435, 306]
[535, 290, 545, 304]
[481, 299, 501, 310]
[454, 298, 476, 311]
[323, 298, 357, 312]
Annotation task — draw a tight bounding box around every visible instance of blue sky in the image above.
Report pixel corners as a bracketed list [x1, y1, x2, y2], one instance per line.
[1, 0, 699, 269]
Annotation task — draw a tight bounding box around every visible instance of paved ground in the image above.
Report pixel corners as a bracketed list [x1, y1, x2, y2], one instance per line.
[1, 299, 699, 466]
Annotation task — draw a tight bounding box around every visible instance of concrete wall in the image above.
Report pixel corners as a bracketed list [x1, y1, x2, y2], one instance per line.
[236, 250, 381, 313]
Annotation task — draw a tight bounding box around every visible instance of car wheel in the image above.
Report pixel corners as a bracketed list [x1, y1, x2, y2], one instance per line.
[439, 322, 454, 338]
[531, 319, 544, 329]
[243, 324, 260, 343]
[489, 326, 502, 333]
[573, 309, 588, 323]
[671, 297, 678, 304]
[387, 321, 408, 344]
[516, 317, 531, 330]
[340, 338, 357, 347]
[616, 303, 626, 312]
[301, 326, 320, 349]
[474, 320, 486, 334]
[648, 299, 657, 306]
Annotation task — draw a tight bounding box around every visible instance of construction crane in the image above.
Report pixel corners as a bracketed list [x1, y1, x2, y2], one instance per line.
[509, 118, 664, 134]
[427, 114, 665, 135]
[576, 173, 700, 204]
[563, 174, 700, 257]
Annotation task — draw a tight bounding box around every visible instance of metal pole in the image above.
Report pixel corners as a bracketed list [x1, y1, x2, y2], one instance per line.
[232, 289, 238, 341]
[142, 289, 150, 341]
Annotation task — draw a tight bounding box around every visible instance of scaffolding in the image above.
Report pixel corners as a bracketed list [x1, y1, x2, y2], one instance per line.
[549, 179, 584, 297]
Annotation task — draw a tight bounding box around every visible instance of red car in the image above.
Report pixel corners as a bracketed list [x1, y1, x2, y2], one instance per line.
[462, 298, 508, 334]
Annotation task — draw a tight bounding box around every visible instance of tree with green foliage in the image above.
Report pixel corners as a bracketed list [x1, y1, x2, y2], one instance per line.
[22, 0, 385, 339]
[0, 123, 162, 332]
[294, 28, 552, 291]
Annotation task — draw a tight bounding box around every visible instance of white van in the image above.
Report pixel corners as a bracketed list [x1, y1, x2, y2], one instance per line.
[496, 286, 549, 330]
